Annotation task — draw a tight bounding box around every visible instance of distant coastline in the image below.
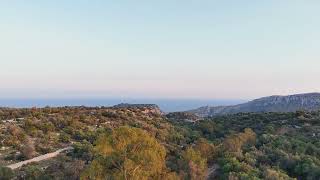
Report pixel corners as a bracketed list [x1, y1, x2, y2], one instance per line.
[0, 98, 245, 112]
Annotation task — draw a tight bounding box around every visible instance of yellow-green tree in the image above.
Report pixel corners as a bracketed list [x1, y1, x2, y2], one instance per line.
[223, 128, 256, 153]
[264, 168, 295, 180]
[81, 126, 168, 180]
[194, 138, 216, 163]
[180, 147, 207, 180]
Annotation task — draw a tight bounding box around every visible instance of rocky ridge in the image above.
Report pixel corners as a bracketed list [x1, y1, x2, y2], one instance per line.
[189, 93, 320, 117]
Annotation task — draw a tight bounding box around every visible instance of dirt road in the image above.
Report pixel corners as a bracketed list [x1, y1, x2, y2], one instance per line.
[6, 147, 73, 170]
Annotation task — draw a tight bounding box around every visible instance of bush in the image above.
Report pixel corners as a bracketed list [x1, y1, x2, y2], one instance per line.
[0, 166, 14, 180]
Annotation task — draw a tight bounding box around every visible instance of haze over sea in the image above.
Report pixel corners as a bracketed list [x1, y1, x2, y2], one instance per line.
[0, 99, 244, 112]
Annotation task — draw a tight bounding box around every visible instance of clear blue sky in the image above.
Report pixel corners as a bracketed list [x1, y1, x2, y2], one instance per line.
[0, 1, 319, 99]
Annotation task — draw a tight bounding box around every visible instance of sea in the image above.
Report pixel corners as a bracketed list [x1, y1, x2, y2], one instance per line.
[0, 98, 245, 112]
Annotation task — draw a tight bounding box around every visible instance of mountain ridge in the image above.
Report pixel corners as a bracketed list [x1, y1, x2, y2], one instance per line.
[188, 93, 320, 117]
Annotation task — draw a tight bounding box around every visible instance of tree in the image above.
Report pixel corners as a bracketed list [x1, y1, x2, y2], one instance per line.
[264, 168, 294, 180]
[81, 126, 168, 180]
[223, 128, 256, 153]
[21, 138, 36, 159]
[180, 147, 207, 180]
[194, 138, 216, 163]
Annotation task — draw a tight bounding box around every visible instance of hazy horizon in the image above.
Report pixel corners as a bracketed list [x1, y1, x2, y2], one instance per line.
[1, 91, 319, 112]
[0, 98, 247, 112]
[1, 1, 320, 99]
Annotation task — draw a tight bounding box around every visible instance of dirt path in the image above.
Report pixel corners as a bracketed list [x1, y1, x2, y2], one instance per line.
[6, 147, 73, 170]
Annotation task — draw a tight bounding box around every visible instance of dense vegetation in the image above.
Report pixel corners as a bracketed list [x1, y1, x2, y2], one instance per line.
[0, 106, 320, 179]
[170, 111, 320, 179]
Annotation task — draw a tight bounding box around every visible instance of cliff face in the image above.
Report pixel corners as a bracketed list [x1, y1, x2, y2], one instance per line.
[189, 93, 320, 117]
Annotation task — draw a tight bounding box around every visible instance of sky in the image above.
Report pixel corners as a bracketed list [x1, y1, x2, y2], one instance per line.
[0, 0, 320, 100]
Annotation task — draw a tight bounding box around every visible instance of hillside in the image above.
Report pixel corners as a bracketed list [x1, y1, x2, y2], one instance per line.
[112, 103, 164, 115]
[166, 112, 202, 122]
[189, 93, 320, 117]
[1, 105, 320, 179]
[0, 106, 176, 179]
[170, 111, 320, 179]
